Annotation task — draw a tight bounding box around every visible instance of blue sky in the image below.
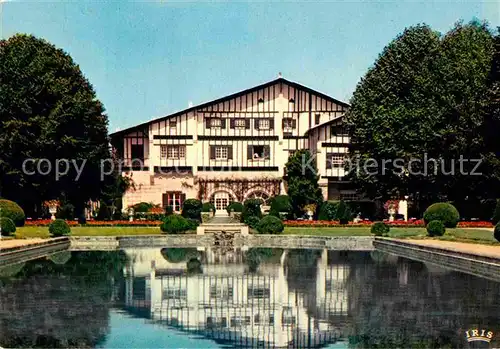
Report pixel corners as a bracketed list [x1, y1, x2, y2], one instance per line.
[1, 1, 498, 132]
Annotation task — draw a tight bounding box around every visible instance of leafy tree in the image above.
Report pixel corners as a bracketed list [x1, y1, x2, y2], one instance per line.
[344, 21, 498, 207]
[285, 149, 323, 218]
[0, 34, 110, 216]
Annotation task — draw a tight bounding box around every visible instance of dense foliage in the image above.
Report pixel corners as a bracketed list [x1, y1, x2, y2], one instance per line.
[285, 149, 323, 218]
[0, 217, 16, 236]
[49, 219, 71, 237]
[56, 203, 75, 220]
[335, 200, 353, 224]
[226, 202, 244, 214]
[181, 199, 202, 221]
[0, 34, 111, 216]
[244, 215, 261, 230]
[0, 199, 25, 226]
[344, 21, 500, 208]
[492, 199, 500, 224]
[423, 203, 460, 228]
[318, 201, 339, 220]
[426, 220, 446, 237]
[160, 214, 192, 234]
[201, 202, 215, 213]
[269, 195, 292, 217]
[371, 222, 390, 236]
[132, 202, 154, 213]
[256, 215, 284, 234]
[241, 199, 263, 223]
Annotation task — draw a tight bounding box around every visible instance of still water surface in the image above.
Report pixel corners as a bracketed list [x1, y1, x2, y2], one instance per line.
[0, 247, 499, 348]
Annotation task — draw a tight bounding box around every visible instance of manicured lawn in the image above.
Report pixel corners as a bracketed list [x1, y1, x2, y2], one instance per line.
[13, 226, 498, 245]
[15, 226, 163, 239]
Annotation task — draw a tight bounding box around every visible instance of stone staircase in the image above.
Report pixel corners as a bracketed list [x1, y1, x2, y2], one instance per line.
[196, 215, 249, 235]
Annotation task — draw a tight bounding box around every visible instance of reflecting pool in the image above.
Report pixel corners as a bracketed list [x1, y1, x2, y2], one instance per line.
[0, 247, 499, 348]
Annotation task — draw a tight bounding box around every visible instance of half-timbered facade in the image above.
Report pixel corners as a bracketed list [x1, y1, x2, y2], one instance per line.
[110, 76, 355, 214]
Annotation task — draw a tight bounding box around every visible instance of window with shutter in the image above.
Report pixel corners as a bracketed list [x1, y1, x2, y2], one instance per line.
[249, 145, 270, 160]
[164, 191, 183, 211]
[258, 119, 270, 130]
[233, 119, 246, 129]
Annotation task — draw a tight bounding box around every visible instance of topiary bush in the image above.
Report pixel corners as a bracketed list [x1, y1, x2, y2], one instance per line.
[165, 205, 174, 216]
[335, 200, 352, 224]
[0, 199, 25, 227]
[181, 199, 202, 221]
[160, 214, 192, 234]
[241, 199, 262, 223]
[226, 202, 244, 214]
[426, 220, 445, 237]
[269, 195, 292, 217]
[201, 202, 215, 213]
[256, 215, 284, 234]
[132, 202, 154, 213]
[96, 202, 112, 220]
[423, 203, 460, 228]
[244, 215, 261, 230]
[56, 203, 75, 220]
[318, 201, 339, 221]
[0, 217, 16, 236]
[49, 219, 71, 237]
[494, 223, 500, 242]
[371, 221, 390, 236]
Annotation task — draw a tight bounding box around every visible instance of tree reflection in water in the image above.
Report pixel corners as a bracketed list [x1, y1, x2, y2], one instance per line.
[0, 251, 127, 348]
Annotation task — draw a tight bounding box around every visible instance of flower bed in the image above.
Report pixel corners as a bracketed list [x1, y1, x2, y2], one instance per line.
[25, 219, 162, 227]
[283, 219, 492, 228]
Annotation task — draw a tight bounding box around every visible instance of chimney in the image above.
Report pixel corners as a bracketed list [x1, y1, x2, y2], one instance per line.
[278, 72, 282, 78]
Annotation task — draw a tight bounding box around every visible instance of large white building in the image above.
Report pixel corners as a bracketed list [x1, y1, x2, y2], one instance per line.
[110, 76, 356, 214]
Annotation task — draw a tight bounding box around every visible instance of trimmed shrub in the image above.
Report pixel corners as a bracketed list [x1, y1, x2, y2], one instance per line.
[226, 202, 244, 214]
[187, 258, 203, 274]
[49, 219, 71, 237]
[132, 202, 154, 213]
[160, 214, 192, 234]
[494, 223, 500, 242]
[161, 248, 199, 263]
[335, 200, 352, 224]
[0, 217, 16, 236]
[244, 215, 261, 230]
[241, 199, 262, 223]
[0, 199, 25, 227]
[201, 202, 215, 213]
[96, 202, 112, 220]
[256, 215, 284, 234]
[56, 203, 75, 220]
[269, 195, 292, 217]
[318, 201, 339, 221]
[165, 205, 174, 216]
[423, 203, 460, 228]
[181, 199, 202, 221]
[426, 220, 445, 237]
[371, 222, 390, 236]
[186, 218, 200, 230]
[492, 199, 500, 225]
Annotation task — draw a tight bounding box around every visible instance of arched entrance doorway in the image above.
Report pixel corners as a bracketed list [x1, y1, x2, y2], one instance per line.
[210, 191, 234, 215]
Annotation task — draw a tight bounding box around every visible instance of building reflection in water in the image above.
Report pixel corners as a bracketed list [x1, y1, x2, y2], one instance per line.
[122, 247, 351, 348]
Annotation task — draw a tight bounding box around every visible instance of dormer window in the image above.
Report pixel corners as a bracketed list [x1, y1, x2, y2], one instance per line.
[258, 97, 264, 103]
[169, 119, 177, 128]
[288, 98, 295, 104]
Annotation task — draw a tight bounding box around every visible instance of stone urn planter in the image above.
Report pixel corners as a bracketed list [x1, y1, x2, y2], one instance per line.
[43, 200, 60, 221]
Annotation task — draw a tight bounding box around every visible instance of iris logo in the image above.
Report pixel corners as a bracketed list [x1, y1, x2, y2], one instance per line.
[465, 329, 494, 343]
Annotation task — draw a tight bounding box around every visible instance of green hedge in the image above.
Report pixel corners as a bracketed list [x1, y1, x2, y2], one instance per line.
[226, 202, 244, 214]
[371, 222, 389, 236]
[494, 223, 500, 242]
[160, 214, 192, 234]
[241, 199, 262, 223]
[0, 217, 16, 236]
[244, 215, 261, 230]
[49, 219, 71, 237]
[335, 200, 352, 224]
[201, 202, 215, 213]
[426, 220, 445, 237]
[256, 215, 284, 234]
[269, 195, 292, 217]
[181, 199, 202, 221]
[423, 203, 460, 228]
[0, 199, 25, 227]
[318, 201, 339, 220]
